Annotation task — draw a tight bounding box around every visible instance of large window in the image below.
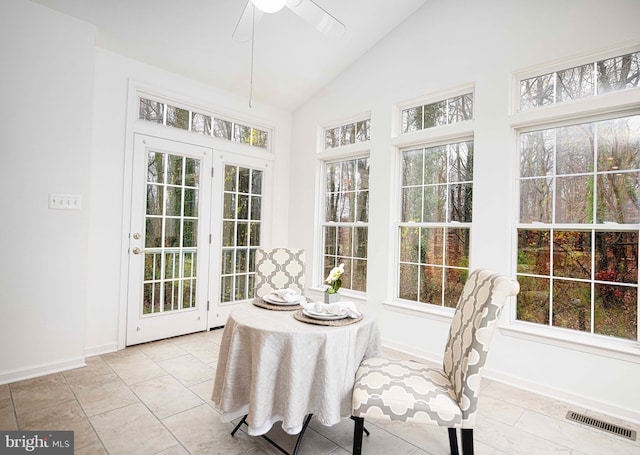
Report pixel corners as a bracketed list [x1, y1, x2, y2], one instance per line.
[517, 115, 639, 340]
[322, 157, 369, 292]
[398, 140, 473, 307]
[220, 164, 263, 303]
[515, 47, 640, 343]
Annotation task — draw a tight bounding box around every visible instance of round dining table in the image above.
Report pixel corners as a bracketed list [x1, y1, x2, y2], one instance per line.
[211, 303, 381, 437]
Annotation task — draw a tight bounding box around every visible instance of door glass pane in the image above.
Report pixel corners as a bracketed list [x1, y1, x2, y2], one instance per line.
[220, 164, 263, 303]
[143, 151, 200, 315]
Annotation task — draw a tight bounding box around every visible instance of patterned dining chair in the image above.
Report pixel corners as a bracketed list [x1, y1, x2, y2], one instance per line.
[254, 248, 306, 298]
[351, 269, 520, 455]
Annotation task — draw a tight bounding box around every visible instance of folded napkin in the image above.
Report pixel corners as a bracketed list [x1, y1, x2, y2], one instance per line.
[271, 288, 305, 303]
[301, 300, 361, 319]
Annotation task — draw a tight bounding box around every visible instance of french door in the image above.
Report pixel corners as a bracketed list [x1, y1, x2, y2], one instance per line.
[126, 134, 212, 345]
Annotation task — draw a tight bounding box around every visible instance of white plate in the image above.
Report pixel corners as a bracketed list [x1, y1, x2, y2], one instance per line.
[263, 293, 303, 306]
[302, 309, 348, 320]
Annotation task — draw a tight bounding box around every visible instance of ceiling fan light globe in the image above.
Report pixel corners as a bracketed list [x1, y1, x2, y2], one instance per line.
[252, 0, 287, 14]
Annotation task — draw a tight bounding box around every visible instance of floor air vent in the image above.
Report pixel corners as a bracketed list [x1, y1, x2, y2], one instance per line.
[565, 411, 637, 441]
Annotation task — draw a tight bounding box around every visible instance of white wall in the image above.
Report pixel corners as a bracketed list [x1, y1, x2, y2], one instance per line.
[0, 0, 95, 381]
[0, 0, 293, 381]
[290, 0, 640, 421]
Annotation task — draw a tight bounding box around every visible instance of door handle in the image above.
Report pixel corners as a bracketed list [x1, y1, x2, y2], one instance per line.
[132, 247, 142, 255]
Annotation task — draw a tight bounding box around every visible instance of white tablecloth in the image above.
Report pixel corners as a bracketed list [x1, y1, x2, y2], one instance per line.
[211, 304, 381, 436]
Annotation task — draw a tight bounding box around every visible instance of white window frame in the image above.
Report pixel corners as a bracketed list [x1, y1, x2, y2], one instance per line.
[314, 113, 372, 299]
[506, 43, 640, 363]
[384, 86, 476, 320]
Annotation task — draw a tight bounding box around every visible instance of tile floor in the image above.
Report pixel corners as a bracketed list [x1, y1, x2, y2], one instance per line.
[1, 329, 639, 455]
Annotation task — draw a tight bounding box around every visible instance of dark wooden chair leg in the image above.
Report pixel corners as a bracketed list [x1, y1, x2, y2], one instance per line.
[352, 416, 365, 455]
[350, 415, 370, 436]
[461, 428, 474, 455]
[448, 428, 459, 455]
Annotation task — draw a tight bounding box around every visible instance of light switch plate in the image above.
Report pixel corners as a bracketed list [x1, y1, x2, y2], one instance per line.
[49, 193, 82, 210]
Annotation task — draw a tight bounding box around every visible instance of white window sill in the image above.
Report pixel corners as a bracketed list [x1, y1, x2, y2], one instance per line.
[382, 299, 455, 324]
[382, 299, 640, 364]
[499, 321, 640, 364]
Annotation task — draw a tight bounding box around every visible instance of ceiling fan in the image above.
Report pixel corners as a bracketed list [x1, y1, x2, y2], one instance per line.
[232, 0, 346, 43]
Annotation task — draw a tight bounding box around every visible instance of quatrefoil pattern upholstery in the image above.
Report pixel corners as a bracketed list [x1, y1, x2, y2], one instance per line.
[352, 269, 519, 428]
[254, 248, 305, 297]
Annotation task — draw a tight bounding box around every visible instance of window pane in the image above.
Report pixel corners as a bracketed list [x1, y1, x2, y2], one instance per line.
[252, 169, 263, 195]
[356, 120, 371, 142]
[222, 249, 234, 274]
[324, 226, 337, 255]
[238, 167, 250, 193]
[236, 249, 247, 273]
[223, 193, 236, 219]
[166, 187, 182, 217]
[148, 152, 165, 183]
[518, 229, 551, 275]
[594, 284, 637, 340]
[520, 178, 552, 223]
[399, 263, 419, 301]
[224, 165, 237, 191]
[402, 106, 423, 133]
[516, 275, 550, 324]
[184, 158, 199, 188]
[447, 93, 473, 123]
[449, 141, 473, 183]
[356, 190, 369, 222]
[424, 100, 447, 128]
[424, 146, 447, 184]
[236, 222, 248, 246]
[423, 185, 447, 222]
[165, 218, 180, 247]
[250, 196, 261, 220]
[597, 116, 640, 172]
[191, 112, 212, 135]
[446, 228, 470, 268]
[354, 227, 368, 258]
[596, 172, 640, 223]
[402, 187, 422, 222]
[253, 129, 268, 148]
[595, 231, 638, 284]
[556, 123, 594, 175]
[214, 118, 232, 140]
[139, 98, 164, 123]
[449, 183, 473, 223]
[553, 231, 591, 280]
[555, 175, 592, 224]
[237, 194, 249, 219]
[234, 124, 251, 144]
[146, 184, 164, 216]
[520, 73, 554, 110]
[352, 259, 367, 292]
[222, 221, 234, 247]
[597, 51, 640, 94]
[399, 227, 420, 263]
[402, 149, 423, 186]
[184, 188, 198, 217]
[421, 227, 444, 265]
[444, 268, 467, 308]
[552, 280, 591, 333]
[357, 158, 370, 190]
[145, 218, 162, 248]
[183, 220, 197, 247]
[337, 226, 353, 257]
[166, 105, 189, 130]
[520, 130, 554, 178]
[557, 64, 594, 102]
[420, 265, 442, 305]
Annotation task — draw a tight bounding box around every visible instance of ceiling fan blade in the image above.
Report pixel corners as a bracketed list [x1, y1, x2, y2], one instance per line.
[232, 0, 264, 43]
[286, 0, 346, 37]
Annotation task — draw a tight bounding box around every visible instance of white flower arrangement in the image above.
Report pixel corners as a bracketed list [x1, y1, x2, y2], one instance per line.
[325, 263, 344, 294]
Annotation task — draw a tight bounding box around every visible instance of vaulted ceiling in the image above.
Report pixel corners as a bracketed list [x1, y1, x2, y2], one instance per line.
[30, 0, 427, 111]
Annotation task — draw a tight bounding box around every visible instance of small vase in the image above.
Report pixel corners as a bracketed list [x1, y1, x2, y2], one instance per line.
[324, 292, 340, 304]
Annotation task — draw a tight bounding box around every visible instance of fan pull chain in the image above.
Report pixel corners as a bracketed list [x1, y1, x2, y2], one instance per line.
[249, 3, 256, 108]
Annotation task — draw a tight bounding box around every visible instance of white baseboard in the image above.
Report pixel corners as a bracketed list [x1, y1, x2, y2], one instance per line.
[84, 342, 118, 358]
[381, 338, 640, 426]
[0, 357, 86, 386]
